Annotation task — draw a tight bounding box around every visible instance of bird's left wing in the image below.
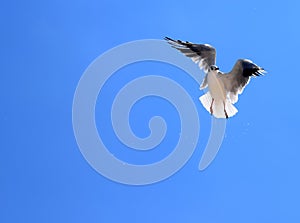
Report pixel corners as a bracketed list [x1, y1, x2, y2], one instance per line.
[165, 37, 216, 89]
[220, 59, 266, 104]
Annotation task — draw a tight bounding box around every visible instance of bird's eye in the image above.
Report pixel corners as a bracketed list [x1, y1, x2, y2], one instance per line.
[210, 65, 218, 71]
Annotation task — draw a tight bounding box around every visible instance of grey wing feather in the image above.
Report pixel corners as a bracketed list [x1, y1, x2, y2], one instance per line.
[220, 59, 266, 104]
[165, 37, 216, 89]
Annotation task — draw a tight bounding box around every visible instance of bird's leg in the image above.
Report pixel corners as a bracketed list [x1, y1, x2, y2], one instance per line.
[223, 101, 228, 119]
[210, 98, 214, 115]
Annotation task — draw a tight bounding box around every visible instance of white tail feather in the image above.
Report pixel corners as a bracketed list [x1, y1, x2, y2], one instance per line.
[199, 92, 238, 118]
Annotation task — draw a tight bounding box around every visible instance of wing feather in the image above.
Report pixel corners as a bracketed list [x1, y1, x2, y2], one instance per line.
[220, 59, 265, 104]
[165, 37, 217, 89]
[165, 37, 216, 72]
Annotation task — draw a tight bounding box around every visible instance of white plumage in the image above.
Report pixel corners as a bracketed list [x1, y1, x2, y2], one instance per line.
[165, 37, 266, 118]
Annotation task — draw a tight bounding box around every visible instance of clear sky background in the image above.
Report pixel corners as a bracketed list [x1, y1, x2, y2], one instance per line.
[1, 0, 300, 222]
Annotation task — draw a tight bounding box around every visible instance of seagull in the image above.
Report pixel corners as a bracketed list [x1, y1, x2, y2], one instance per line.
[165, 37, 266, 118]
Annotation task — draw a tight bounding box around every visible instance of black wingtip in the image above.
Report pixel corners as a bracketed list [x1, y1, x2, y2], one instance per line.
[164, 37, 191, 47]
[261, 68, 267, 73]
[258, 67, 267, 75]
[164, 36, 174, 42]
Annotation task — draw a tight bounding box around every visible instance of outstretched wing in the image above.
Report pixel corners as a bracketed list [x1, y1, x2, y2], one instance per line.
[221, 59, 266, 104]
[165, 37, 217, 89]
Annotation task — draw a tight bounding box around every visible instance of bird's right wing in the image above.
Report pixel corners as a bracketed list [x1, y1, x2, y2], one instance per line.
[165, 37, 216, 89]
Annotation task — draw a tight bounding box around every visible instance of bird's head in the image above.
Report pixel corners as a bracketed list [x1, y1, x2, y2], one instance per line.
[210, 65, 219, 71]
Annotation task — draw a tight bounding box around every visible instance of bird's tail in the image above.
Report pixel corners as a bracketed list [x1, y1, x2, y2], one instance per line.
[199, 92, 238, 118]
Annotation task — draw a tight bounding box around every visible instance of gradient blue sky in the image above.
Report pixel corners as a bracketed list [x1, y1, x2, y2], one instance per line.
[1, 0, 300, 222]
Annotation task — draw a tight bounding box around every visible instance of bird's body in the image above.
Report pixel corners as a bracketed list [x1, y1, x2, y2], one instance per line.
[200, 67, 238, 118]
[165, 37, 266, 118]
[207, 69, 226, 101]
[203, 69, 232, 118]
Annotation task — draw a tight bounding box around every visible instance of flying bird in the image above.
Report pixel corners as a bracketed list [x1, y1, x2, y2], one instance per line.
[165, 37, 266, 118]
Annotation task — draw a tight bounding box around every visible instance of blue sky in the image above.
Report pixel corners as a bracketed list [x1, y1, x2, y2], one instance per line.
[1, 0, 300, 222]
